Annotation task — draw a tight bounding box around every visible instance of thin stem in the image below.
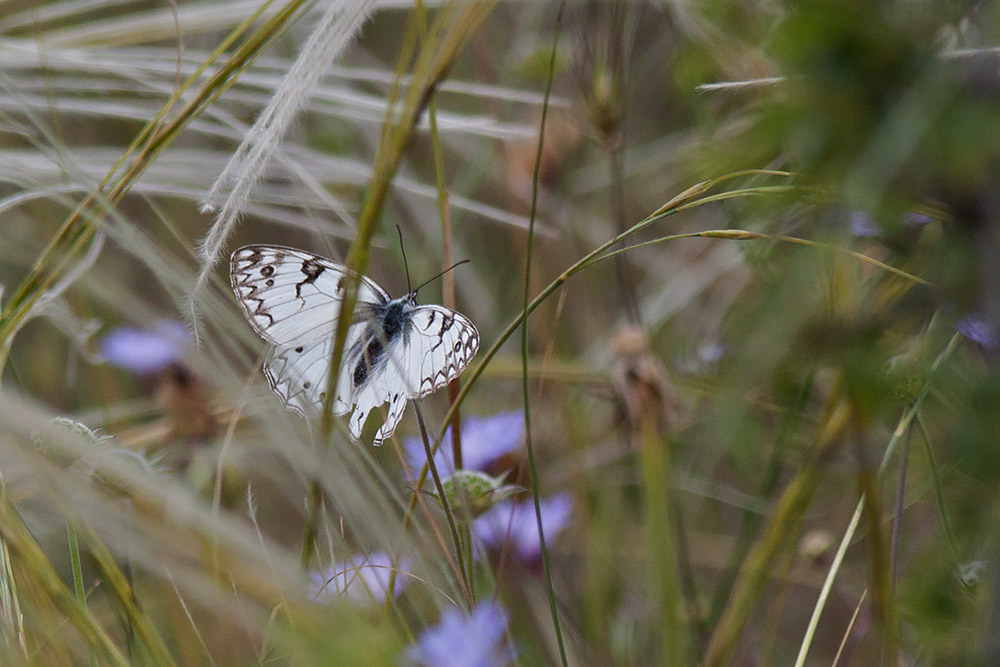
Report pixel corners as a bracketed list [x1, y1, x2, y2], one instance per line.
[416, 0, 463, 471]
[413, 403, 473, 608]
[520, 2, 569, 666]
[792, 333, 962, 667]
[832, 590, 868, 667]
[915, 412, 963, 567]
[607, 137, 640, 324]
[889, 422, 913, 585]
[67, 523, 98, 667]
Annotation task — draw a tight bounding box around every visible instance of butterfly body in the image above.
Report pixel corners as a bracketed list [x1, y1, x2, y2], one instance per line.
[230, 245, 479, 446]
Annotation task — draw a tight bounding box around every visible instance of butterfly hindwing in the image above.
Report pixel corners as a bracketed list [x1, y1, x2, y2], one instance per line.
[263, 339, 353, 416]
[342, 305, 478, 447]
[406, 305, 480, 398]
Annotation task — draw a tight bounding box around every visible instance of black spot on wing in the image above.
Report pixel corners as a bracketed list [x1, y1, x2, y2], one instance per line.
[296, 258, 327, 298]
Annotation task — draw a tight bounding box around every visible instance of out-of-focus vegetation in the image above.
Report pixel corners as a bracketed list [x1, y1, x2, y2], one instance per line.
[1, 0, 999, 665]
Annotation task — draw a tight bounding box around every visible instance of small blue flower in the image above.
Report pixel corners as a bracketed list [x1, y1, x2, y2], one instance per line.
[957, 314, 999, 351]
[849, 211, 880, 238]
[404, 412, 524, 476]
[99, 321, 190, 374]
[405, 600, 514, 667]
[474, 493, 572, 562]
[902, 211, 933, 227]
[311, 552, 412, 606]
[698, 341, 724, 365]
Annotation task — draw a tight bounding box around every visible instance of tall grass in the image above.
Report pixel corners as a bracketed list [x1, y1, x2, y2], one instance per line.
[1, 0, 999, 665]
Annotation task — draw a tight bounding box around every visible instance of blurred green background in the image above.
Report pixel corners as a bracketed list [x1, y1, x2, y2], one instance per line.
[0, 0, 998, 665]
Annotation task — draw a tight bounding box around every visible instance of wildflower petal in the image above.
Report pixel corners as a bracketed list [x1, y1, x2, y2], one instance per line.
[957, 314, 999, 351]
[474, 493, 572, 561]
[403, 411, 524, 476]
[406, 600, 513, 667]
[311, 552, 411, 606]
[99, 321, 190, 374]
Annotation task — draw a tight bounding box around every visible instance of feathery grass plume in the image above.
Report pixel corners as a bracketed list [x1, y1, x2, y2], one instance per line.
[194, 0, 377, 306]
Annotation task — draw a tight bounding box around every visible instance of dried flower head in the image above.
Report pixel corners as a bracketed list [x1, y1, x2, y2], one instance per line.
[611, 325, 679, 434]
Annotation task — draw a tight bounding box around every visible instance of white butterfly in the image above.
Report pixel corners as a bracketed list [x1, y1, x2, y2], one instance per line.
[230, 245, 479, 446]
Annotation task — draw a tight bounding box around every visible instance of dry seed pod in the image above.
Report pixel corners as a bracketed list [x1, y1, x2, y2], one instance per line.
[611, 325, 681, 435]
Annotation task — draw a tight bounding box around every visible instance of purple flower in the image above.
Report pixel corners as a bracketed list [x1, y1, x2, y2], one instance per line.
[902, 211, 933, 228]
[404, 412, 524, 476]
[849, 211, 880, 238]
[99, 321, 190, 374]
[698, 341, 724, 365]
[405, 600, 513, 667]
[474, 493, 572, 562]
[311, 552, 411, 606]
[957, 314, 999, 351]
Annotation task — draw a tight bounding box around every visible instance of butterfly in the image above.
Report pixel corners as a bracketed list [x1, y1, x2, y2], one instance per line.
[230, 245, 479, 446]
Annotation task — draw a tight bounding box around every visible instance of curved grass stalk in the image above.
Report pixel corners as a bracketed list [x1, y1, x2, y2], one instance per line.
[595, 228, 932, 286]
[396, 172, 800, 538]
[0, 0, 313, 373]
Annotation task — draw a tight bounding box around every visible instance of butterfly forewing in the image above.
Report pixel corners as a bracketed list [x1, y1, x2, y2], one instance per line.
[230, 245, 389, 347]
[230, 245, 480, 446]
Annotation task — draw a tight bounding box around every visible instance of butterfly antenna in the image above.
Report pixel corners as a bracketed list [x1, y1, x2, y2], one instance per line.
[396, 224, 412, 294]
[413, 259, 471, 295]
